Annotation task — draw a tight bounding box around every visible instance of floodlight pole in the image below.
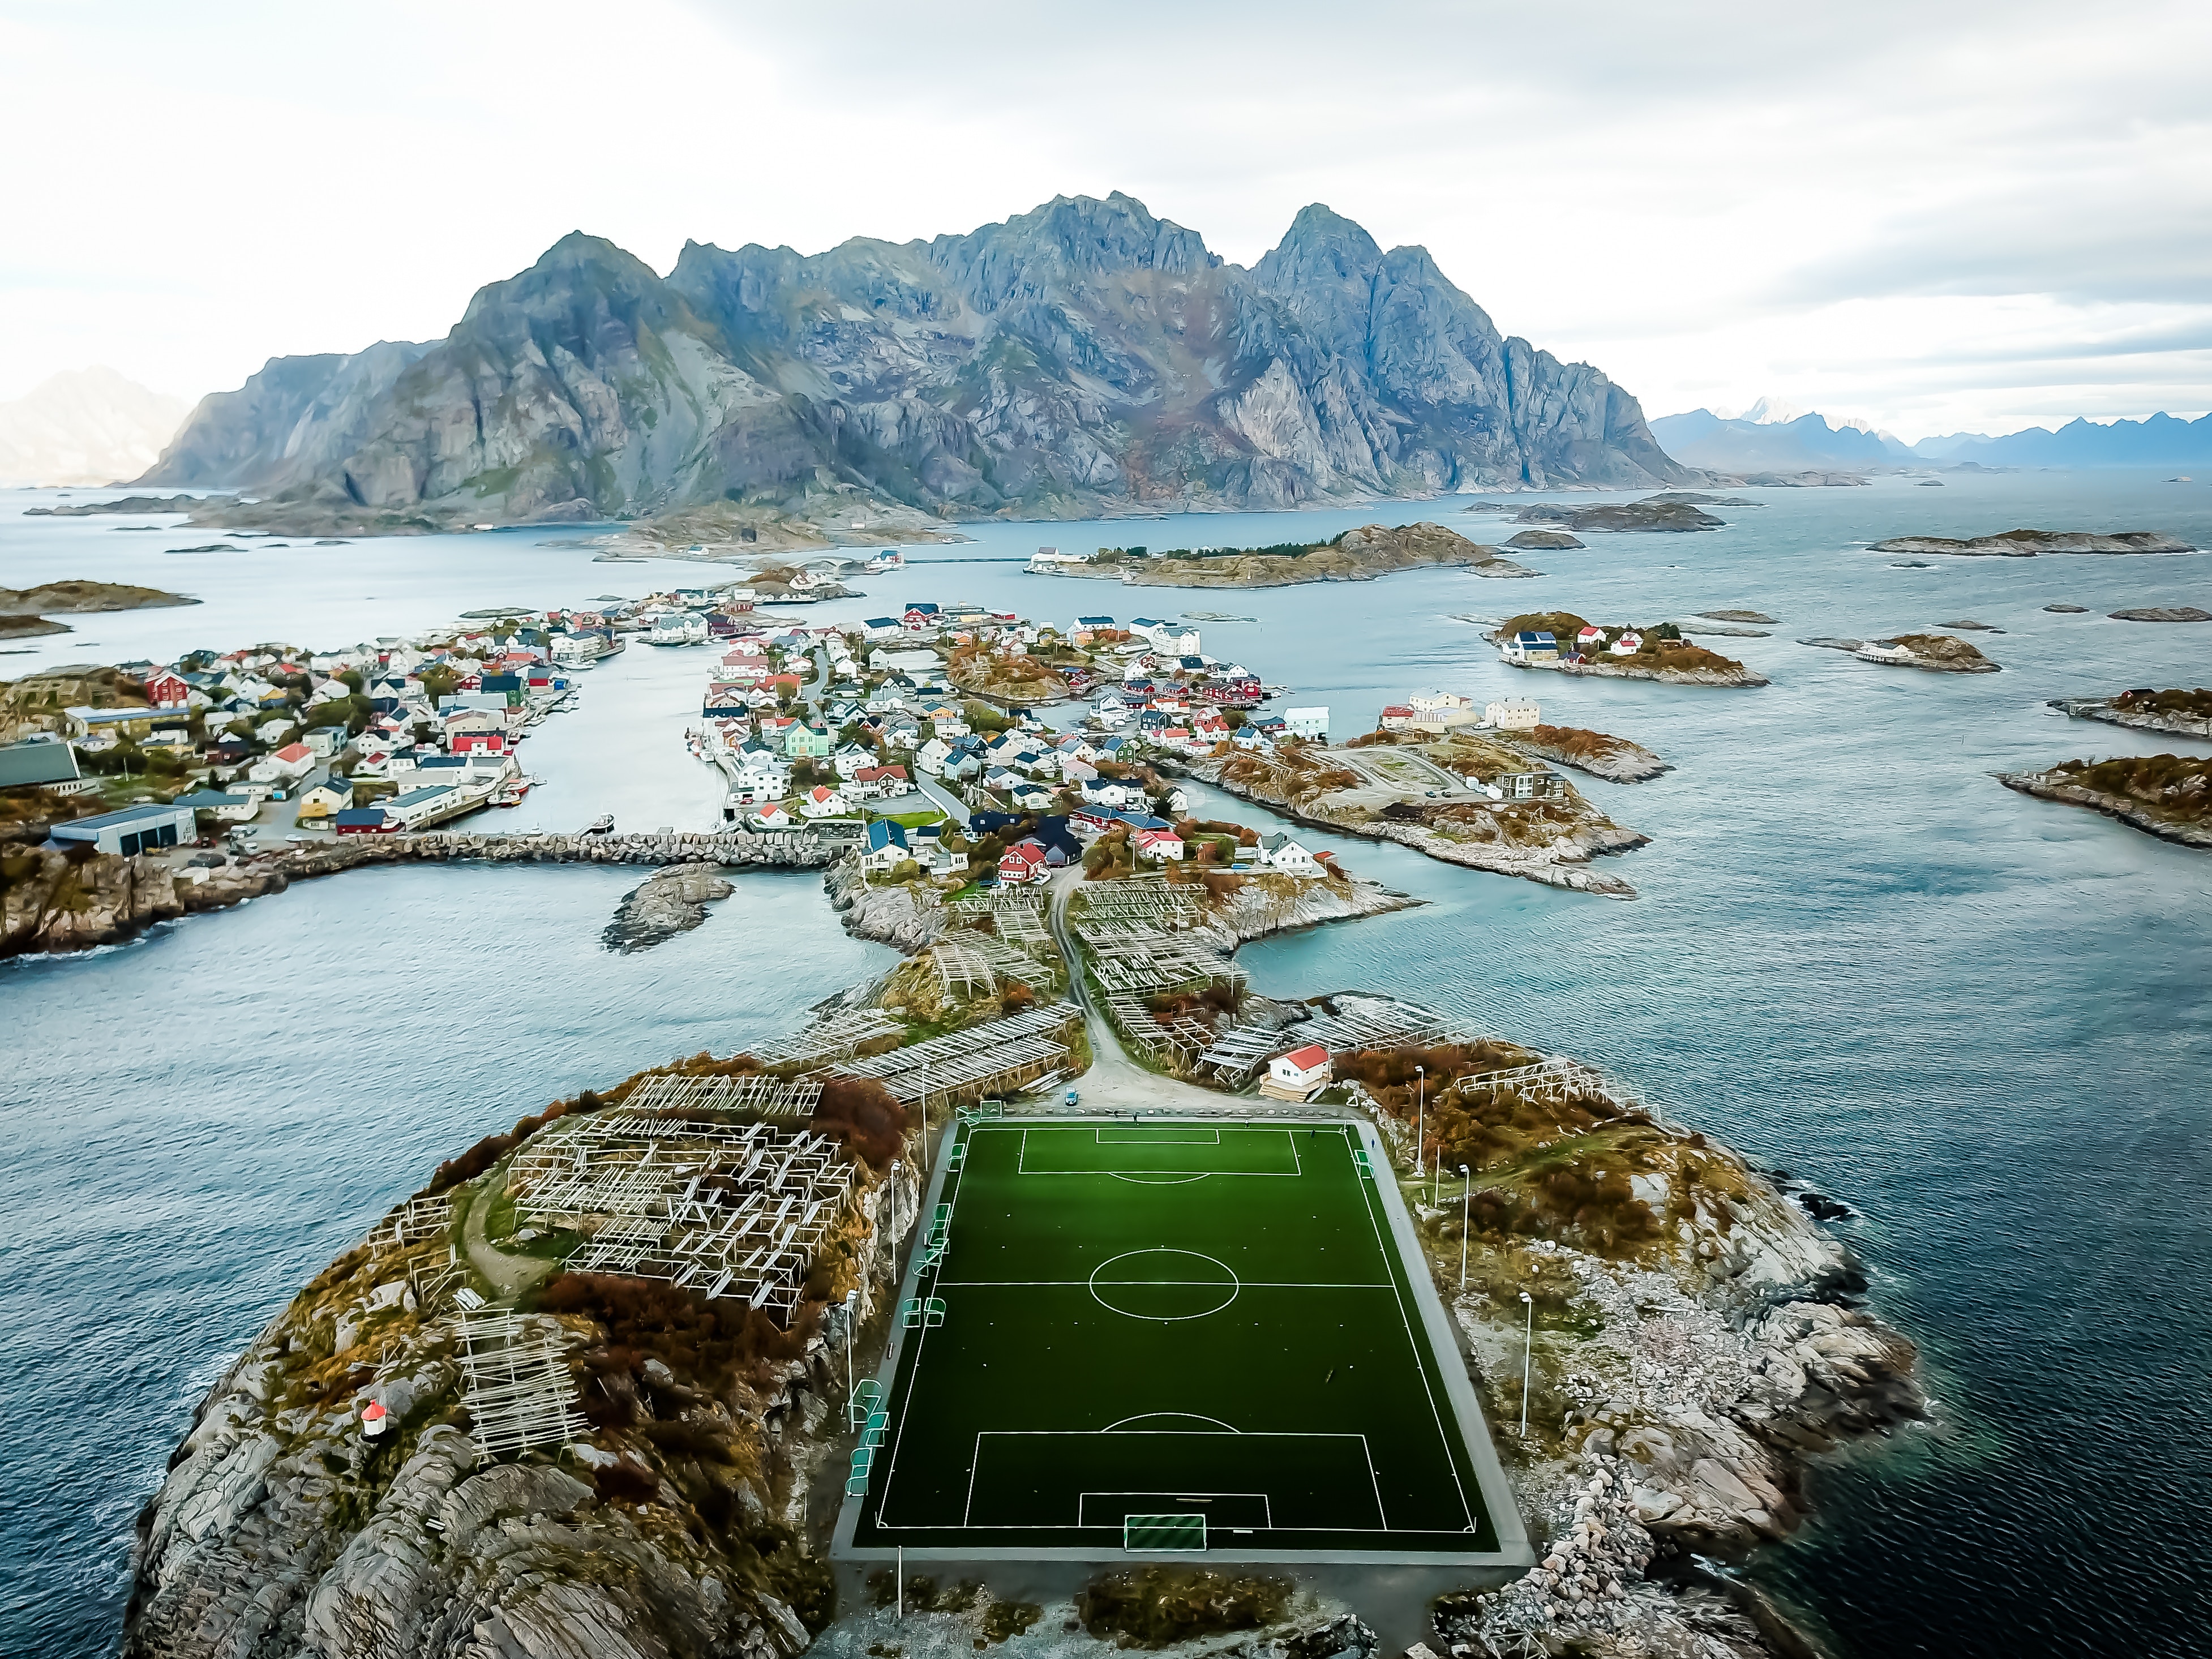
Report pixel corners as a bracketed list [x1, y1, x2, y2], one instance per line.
[1518, 1290, 1534, 1438]
[1414, 1066, 1425, 1182]
[843, 1288, 858, 1405]
[1459, 1164, 1471, 1288]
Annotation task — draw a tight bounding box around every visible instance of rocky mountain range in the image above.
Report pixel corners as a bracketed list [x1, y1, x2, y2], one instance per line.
[135, 194, 1694, 532]
[1649, 407, 1905, 472]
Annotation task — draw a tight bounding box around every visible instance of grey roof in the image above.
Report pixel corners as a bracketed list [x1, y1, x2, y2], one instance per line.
[52, 803, 193, 831]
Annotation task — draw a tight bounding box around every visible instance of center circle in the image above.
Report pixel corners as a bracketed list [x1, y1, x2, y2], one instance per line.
[1088, 1249, 1241, 1322]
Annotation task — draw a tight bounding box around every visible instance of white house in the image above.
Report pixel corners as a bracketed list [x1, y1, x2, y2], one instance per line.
[1485, 697, 1541, 731]
[861, 820, 911, 873]
[1134, 828, 1185, 861]
[1284, 707, 1329, 741]
[1259, 831, 1322, 875]
[1610, 631, 1644, 657]
[248, 742, 316, 785]
[1261, 1043, 1331, 1102]
[915, 736, 954, 775]
[798, 783, 853, 818]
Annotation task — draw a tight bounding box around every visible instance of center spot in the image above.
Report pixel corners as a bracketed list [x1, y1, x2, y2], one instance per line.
[1088, 1249, 1241, 1321]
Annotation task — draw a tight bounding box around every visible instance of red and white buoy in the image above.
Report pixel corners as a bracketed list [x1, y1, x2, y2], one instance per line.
[361, 1400, 388, 1439]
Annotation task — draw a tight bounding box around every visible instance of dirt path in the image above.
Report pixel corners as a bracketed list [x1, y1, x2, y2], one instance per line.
[457, 1180, 556, 1305]
[1043, 866, 1275, 1117]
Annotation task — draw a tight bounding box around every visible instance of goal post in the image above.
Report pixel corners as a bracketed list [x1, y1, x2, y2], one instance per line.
[1124, 1514, 1207, 1552]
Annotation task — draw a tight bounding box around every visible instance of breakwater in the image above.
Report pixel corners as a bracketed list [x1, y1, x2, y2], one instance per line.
[1, 828, 835, 958]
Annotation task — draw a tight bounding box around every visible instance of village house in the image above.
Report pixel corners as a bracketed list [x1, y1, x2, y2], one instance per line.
[142, 668, 191, 709]
[799, 783, 853, 818]
[1134, 827, 1185, 861]
[998, 838, 1050, 885]
[1610, 631, 1644, 657]
[860, 820, 911, 873]
[248, 742, 317, 786]
[1485, 697, 1542, 730]
[852, 764, 909, 799]
[385, 785, 460, 829]
[1259, 831, 1322, 875]
[294, 775, 355, 820]
[1501, 631, 1559, 665]
[1261, 1043, 1332, 1103]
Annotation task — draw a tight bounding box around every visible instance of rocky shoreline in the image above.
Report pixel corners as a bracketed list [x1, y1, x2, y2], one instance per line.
[1, 828, 834, 958]
[1868, 529, 2194, 556]
[2052, 695, 2212, 738]
[1178, 755, 1646, 898]
[1500, 726, 1673, 784]
[1116, 522, 1537, 589]
[602, 864, 736, 951]
[1999, 770, 2212, 850]
[113, 842, 1925, 1659]
[1542, 658, 1769, 688]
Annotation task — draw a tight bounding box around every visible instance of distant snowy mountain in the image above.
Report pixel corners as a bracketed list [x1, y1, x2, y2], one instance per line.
[0, 367, 188, 486]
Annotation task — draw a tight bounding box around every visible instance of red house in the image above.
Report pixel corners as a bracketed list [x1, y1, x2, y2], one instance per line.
[143, 669, 191, 709]
[998, 839, 1049, 885]
[453, 731, 508, 755]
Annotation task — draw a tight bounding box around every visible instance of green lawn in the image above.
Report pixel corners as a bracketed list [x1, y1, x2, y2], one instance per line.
[849, 1120, 1499, 1555]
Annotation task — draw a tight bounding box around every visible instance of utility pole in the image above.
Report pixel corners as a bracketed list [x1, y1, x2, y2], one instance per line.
[1518, 1289, 1534, 1438]
[1459, 1164, 1471, 1289]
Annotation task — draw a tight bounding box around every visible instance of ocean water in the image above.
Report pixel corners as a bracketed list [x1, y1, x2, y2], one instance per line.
[3, 474, 2210, 1654]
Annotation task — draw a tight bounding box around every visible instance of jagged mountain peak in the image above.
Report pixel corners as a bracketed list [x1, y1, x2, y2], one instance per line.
[139, 196, 1695, 522]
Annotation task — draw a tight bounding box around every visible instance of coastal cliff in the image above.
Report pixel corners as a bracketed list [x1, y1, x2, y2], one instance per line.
[134, 196, 1695, 537]
[122, 1089, 903, 1659]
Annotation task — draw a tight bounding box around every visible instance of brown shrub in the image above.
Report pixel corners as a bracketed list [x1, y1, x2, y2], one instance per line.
[542, 1272, 819, 1372]
[810, 1077, 910, 1170]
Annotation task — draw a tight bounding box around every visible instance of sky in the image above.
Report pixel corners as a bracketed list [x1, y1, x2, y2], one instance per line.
[1, 0, 2207, 441]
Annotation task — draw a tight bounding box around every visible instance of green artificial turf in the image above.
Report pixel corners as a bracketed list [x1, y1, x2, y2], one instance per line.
[850, 1120, 1499, 1555]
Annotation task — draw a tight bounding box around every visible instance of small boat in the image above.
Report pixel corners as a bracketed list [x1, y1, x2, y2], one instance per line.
[584, 814, 615, 835]
[864, 548, 906, 573]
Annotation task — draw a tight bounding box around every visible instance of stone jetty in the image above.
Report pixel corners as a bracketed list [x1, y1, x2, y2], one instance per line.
[1, 828, 835, 958]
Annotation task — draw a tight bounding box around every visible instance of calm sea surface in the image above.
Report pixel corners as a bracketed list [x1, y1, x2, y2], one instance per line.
[3, 475, 2209, 1655]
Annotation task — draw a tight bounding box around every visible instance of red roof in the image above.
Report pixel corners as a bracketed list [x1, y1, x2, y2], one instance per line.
[1280, 1043, 1329, 1071]
[273, 743, 312, 762]
[361, 1401, 387, 1421]
[1381, 705, 1413, 718]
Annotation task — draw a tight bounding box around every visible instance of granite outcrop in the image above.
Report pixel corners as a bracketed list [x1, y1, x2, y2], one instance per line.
[135, 196, 1696, 535]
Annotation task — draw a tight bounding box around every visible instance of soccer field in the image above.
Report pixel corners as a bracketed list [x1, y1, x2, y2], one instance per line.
[840, 1118, 1522, 1563]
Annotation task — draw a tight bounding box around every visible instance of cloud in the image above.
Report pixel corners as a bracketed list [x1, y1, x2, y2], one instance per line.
[0, 0, 2205, 438]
